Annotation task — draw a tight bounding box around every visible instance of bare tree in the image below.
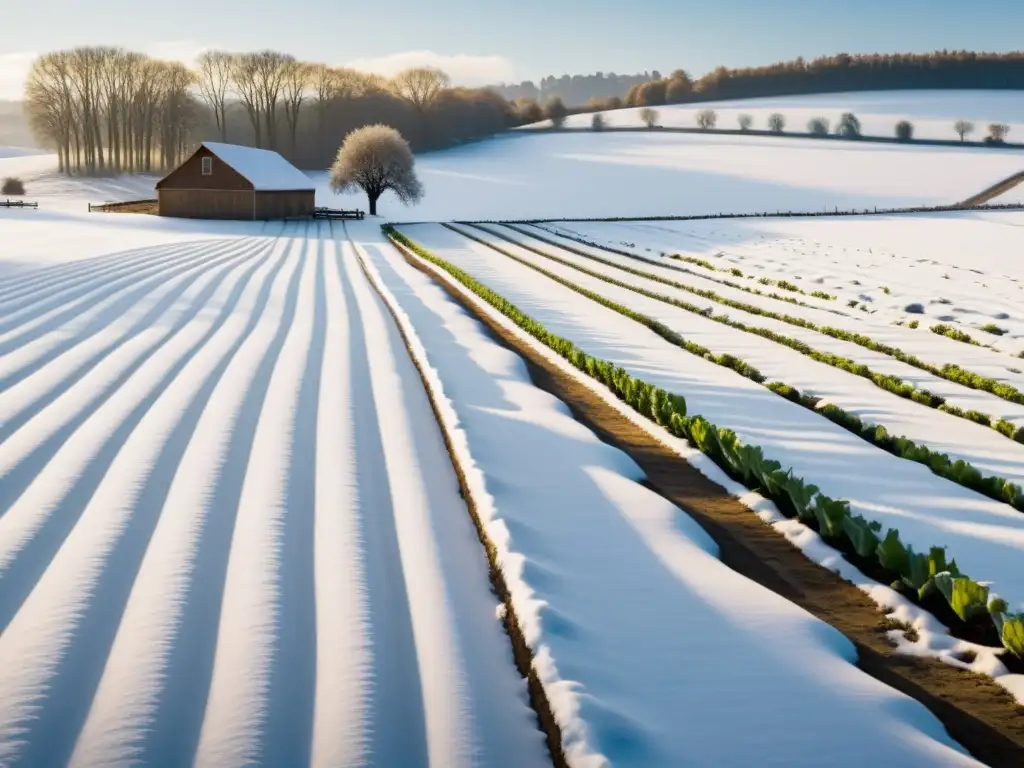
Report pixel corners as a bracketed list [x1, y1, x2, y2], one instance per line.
[119, 51, 146, 169]
[231, 53, 263, 147]
[737, 113, 753, 131]
[98, 48, 128, 172]
[767, 113, 786, 134]
[135, 58, 164, 171]
[807, 116, 830, 136]
[954, 119, 974, 142]
[252, 50, 293, 150]
[391, 67, 451, 112]
[197, 50, 233, 141]
[836, 112, 861, 138]
[25, 46, 200, 175]
[696, 109, 717, 130]
[349, 70, 389, 94]
[24, 52, 75, 171]
[155, 61, 198, 169]
[987, 123, 1010, 144]
[68, 46, 106, 173]
[329, 124, 423, 215]
[640, 107, 659, 128]
[281, 60, 310, 152]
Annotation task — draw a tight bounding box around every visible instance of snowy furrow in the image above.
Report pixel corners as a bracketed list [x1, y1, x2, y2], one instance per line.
[350, 231, 551, 767]
[0, 240, 273, 543]
[347, 235, 545, 767]
[0, 221, 548, 766]
[360, 223, 979, 767]
[401, 223, 1024, 613]
[0, 234, 296, 766]
[193, 230, 316, 767]
[0, 234, 266, 410]
[470, 223, 1024, 488]
[0, 240, 192, 310]
[547, 220, 1024, 386]
[0, 238, 241, 350]
[68, 232, 298, 768]
[308, 237, 372, 767]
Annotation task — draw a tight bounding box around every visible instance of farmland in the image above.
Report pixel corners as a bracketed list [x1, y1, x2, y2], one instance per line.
[4, 91, 1024, 766]
[545, 89, 1024, 141]
[316, 129, 1024, 222]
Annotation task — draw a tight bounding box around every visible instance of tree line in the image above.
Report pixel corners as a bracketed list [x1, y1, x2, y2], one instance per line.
[24, 46, 520, 175]
[25, 49, 197, 175]
[623, 51, 1024, 106]
[489, 71, 659, 107]
[582, 104, 1013, 146]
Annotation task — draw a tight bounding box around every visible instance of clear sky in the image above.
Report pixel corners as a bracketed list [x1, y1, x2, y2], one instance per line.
[2, 0, 1022, 98]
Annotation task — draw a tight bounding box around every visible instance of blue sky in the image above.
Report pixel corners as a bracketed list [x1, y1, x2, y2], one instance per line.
[2, 0, 1022, 98]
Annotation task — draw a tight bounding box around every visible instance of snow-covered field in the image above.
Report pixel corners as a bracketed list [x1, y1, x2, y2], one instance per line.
[0, 205, 1001, 766]
[5, 98, 1024, 764]
[0, 146, 48, 160]
[313, 130, 1024, 221]
[478, 221, 1024, 475]
[550, 213, 1024, 353]
[354, 224, 980, 766]
[0, 218, 548, 766]
[0, 151, 157, 213]
[541, 89, 1024, 142]
[400, 223, 1024, 617]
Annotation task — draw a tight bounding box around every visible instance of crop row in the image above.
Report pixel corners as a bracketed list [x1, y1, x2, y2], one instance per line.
[528, 226, 840, 311]
[931, 323, 984, 347]
[386, 224, 1024, 661]
[483, 225, 1021, 440]
[456, 224, 1024, 511]
[512, 225, 1024, 442]
[652, 251, 836, 300]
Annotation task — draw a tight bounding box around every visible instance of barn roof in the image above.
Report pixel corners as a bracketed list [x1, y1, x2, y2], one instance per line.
[201, 142, 313, 191]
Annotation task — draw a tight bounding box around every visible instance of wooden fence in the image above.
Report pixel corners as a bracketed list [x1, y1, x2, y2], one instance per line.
[88, 199, 158, 214]
[313, 206, 365, 220]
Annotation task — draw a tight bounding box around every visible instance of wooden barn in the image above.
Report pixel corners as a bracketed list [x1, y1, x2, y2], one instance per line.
[156, 142, 315, 220]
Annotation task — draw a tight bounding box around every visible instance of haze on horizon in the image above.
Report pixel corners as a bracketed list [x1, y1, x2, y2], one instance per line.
[2, 0, 1023, 100]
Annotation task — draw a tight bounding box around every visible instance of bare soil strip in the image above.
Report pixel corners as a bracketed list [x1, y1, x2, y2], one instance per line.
[351, 232, 566, 768]
[391, 235, 1024, 768]
[959, 171, 1024, 208]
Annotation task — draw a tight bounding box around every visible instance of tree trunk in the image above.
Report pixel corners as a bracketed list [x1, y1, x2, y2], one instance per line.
[368, 193, 378, 216]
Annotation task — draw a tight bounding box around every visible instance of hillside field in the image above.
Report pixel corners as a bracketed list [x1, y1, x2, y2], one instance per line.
[541, 89, 1024, 141]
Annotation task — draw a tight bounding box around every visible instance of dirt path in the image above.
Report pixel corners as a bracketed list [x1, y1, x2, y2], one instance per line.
[395, 239, 1024, 768]
[959, 170, 1024, 208]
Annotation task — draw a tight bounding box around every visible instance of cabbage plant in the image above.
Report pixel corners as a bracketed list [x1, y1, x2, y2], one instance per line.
[934, 573, 990, 623]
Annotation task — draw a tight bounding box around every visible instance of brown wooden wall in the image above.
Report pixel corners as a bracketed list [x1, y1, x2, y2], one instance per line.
[158, 189, 256, 219]
[255, 191, 315, 219]
[158, 189, 315, 220]
[157, 146, 253, 192]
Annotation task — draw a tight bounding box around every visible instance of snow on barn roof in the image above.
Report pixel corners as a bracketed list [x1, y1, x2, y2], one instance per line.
[202, 142, 313, 191]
